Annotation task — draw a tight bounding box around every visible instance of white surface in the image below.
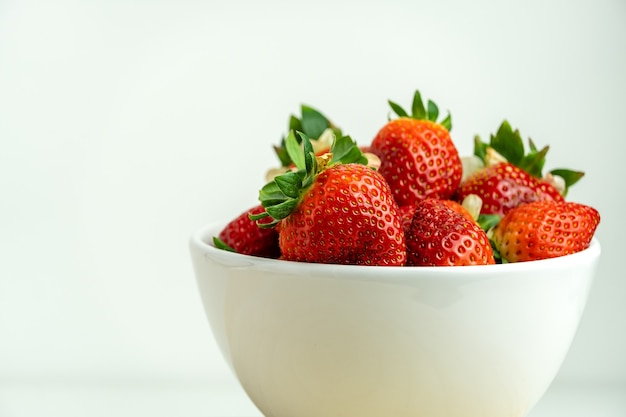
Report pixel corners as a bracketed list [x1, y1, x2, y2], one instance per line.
[0, 0, 625, 404]
[0, 379, 624, 417]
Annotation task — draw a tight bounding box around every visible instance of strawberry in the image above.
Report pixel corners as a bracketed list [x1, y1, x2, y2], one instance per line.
[439, 199, 476, 223]
[398, 204, 418, 237]
[253, 131, 406, 266]
[370, 89, 463, 206]
[398, 199, 475, 238]
[491, 200, 600, 262]
[213, 205, 281, 258]
[454, 120, 584, 216]
[456, 162, 565, 216]
[406, 199, 495, 266]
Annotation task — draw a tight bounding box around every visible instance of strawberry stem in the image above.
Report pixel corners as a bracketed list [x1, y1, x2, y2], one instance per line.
[274, 105, 342, 167]
[474, 120, 585, 195]
[254, 131, 368, 227]
[388, 89, 452, 131]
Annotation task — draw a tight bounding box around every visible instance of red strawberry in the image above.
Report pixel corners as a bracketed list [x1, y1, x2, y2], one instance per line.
[398, 204, 418, 237]
[399, 199, 475, 238]
[454, 120, 584, 216]
[370, 89, 463, 206]
[254, 131, 406, 266]
[214, 205, 280, 258]
[439, 199, 476, 223]
[406, 199, 495, 266]
[456, 162, 564, 216]
[492, 200, 600, 262]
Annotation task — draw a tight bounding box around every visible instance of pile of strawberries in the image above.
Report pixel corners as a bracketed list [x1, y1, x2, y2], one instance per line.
[213, 89, 600, 266]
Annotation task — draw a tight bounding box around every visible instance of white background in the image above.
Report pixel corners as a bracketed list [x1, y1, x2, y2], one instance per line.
[1, 0, 625, 415]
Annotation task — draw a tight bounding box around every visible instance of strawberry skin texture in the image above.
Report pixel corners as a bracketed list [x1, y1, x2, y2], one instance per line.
[277, 163, 406, 266]
[218, 205, 281, 258]
[371, 118, 463, 206]
[439, 199, 476, 223]
[399, 200, 474, 238]
[492, 200, 600, 262]
[455, 162, 563, 216]
[398, 204, 417, 238]
[406, 199, 495, 266]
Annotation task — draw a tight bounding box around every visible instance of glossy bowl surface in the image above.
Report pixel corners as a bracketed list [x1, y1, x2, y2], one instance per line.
[190, 221, 601, 417]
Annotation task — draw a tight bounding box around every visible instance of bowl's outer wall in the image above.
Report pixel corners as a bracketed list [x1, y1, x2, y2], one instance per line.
[190, 223, 601, 417]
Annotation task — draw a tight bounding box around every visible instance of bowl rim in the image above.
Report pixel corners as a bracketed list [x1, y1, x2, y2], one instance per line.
[190, 221, 601, 277]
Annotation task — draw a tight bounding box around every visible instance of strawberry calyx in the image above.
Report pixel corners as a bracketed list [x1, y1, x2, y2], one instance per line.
[252, 130, 368, 228]
[473, 120, 585, 196]
[388, 89, 452, 131]
[274, 105, 342, 167]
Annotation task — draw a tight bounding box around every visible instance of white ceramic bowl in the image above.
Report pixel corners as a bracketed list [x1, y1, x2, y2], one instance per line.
[190, 221, 601, 417]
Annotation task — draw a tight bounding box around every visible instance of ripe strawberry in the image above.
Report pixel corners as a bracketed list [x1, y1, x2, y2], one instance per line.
[253, 131, 406, 266]
[213, 205, 281, 258]
[491, 200, 600, 262]
[456, 162, 565, 216]
[454, 120, 584, 216]
[439, 199, 476, 223]
[398, 204, 418, 237]
[370, 89, 463, 206]
[406, 199, 495, 266]
[398, 199, 475, 238]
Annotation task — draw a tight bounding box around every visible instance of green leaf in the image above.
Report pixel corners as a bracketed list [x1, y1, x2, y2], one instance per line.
[550, 168, 585, 188]
[300, 131, 314, 156]
[474, 120, 584, 194]
[473, 135, 489, 161]
[285, 131, 305, 170]
[490, 121, 525, 165]
[256, 218, 280, 229]
[300, 105, 330, 139]
[258, 181, 288, 206]
[257, 174, 301, 223]
[329, 135, 368, 165]
[427, 99, 439, 122]
[258, 132, 325, 224]
[478, 214, 502, 231]
[411, 90, 427, 120]
[298, 132, 318, 187]
[266, 198, 298, 220]
[248, 211, 270, 221]
[440, 112, 452, 131]
[213, 237, 236, 252]
[490, 240, 503, 263]
[288, 114, 302, 133]
[301, 133, 317, 172]
[388, 100, 409, 118]
[387, 89, 452, 130]
[273, 143, 292, 167]
[519, 146, 549, 178]
[274, 171, 302, 198]
[329, 135, 353, 161]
